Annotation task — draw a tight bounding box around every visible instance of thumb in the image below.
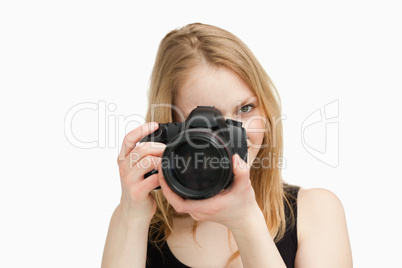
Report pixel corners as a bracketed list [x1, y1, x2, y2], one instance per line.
[232, 154, 249, 180]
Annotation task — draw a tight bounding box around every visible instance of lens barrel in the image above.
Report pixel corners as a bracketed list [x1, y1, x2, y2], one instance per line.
[161, 128, 234, 199]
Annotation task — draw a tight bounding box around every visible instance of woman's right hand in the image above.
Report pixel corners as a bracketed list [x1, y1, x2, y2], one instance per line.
[116, 122, 166, 222]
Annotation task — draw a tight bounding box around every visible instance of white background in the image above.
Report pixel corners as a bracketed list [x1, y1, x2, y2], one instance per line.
[1, 1, 401, 267]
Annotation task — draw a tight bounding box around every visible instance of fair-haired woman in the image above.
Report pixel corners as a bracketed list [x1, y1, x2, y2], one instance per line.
[101, 23, 353, 268]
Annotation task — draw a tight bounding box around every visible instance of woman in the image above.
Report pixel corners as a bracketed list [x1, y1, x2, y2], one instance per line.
[101, 23, 353, 268]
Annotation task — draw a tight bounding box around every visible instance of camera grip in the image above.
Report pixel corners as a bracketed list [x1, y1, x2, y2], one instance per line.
[144, 169, 161, 190]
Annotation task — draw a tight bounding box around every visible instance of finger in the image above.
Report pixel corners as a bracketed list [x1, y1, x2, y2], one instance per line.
[129, 173, 160, 202]
[138, 172, 160, 195]
[118, 122, 159, 160]
[128, 142, 166, 168]
[232, 154, 250, 182]
[127, 156, 162, 183]
[220, 154, 252, 198]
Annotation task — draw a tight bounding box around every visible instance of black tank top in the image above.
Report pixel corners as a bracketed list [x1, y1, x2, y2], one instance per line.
[147, 186, 300, 268]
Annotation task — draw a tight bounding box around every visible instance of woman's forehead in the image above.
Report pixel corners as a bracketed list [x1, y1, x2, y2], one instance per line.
[174, 65, 254, 117]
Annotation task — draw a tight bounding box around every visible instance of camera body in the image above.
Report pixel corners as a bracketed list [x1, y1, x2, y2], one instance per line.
[140, 106, 248, 199]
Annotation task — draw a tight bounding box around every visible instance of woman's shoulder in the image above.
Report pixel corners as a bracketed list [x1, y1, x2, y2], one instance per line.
[297, 187, 346, 229]
[297, 187, 344, 214]
[294, 187, 353, 266]
[296, 187, 351, 265]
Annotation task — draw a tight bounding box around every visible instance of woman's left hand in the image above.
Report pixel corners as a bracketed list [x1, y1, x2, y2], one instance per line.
[157, 154, 262, 232]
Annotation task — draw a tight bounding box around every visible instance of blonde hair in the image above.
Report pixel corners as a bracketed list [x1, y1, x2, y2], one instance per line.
[145, 22, 296, 263]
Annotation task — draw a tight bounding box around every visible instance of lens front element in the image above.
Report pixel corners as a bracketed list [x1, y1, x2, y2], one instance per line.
[161, 129, 233, 199]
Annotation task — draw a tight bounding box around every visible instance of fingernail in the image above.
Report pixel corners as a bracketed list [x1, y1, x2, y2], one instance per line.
[234, 154, 240, 166]
[150, 122, 158, 130]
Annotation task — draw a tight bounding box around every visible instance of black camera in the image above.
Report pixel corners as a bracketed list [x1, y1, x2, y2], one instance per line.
[140, 106, 248, 199]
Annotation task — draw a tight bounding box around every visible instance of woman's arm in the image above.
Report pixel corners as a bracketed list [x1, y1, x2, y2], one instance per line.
[158, 154, 286, 267]
[230, 204, 286, 268]
[101, 205, 151, 268]
[295, 188, 353, 268]
[101, 122, 166, 268]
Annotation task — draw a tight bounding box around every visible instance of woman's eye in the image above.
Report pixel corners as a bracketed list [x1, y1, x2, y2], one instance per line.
[239, 104, 254, 113]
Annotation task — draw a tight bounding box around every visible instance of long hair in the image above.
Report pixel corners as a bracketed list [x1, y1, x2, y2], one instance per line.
[145, 22, 296, 264]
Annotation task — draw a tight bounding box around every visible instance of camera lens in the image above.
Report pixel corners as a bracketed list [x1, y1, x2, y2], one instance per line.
[173, 139, 224, 191]
[161, 129, 234, 199]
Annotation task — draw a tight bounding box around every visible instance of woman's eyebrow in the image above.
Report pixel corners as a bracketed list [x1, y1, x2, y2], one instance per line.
[233, 96, 257, 111]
